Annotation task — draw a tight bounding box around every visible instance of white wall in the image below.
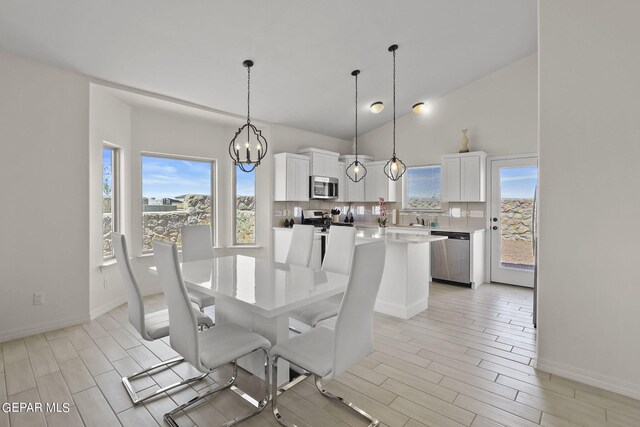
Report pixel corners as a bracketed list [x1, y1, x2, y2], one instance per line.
[89, 85, 132, 317]
[359, 54, 538, 164]
[0, 52, 90, 340]
[537, 0, 640, 399]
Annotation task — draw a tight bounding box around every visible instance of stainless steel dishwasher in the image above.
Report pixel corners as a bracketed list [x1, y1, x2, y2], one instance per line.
[430, 231, 471, 286]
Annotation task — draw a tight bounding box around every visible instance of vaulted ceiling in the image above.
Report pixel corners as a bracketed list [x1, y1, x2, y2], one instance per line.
[0, 0, 537, 139]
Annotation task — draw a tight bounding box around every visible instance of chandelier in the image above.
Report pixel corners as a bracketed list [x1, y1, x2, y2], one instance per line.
[345, 70, 367, 183]
[383, 44, 406, 181]
[228, 60, 268, 173]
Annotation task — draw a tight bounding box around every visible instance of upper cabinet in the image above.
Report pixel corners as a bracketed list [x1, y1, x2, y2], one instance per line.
[441, 151, 487, 202]
[274, 153, 310, 201]
[338, 155, 371, 202]
[364, 161, 401, 202]
[297, 148, 340, 178]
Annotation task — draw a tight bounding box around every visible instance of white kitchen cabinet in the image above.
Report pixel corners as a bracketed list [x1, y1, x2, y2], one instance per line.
[297, 148, 340, 178]
[274, 153, 310, 201]
[364, 161, 401, 202]
[441, 152, 486, 202]
[339, 155, 371, 202]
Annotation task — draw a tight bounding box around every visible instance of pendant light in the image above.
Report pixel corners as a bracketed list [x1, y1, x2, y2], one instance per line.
[383, 44, 406, 181]
[228, 60, 268, 173]
[346, 70, 367, 183]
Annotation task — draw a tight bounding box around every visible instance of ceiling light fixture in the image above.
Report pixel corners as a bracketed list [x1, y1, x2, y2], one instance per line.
[412, 102, 426, 113]
[369, 101, 384, 114]
[228, 60, 268, 173]
[346, 70, 367, 183]
[383, 44, 406, 181]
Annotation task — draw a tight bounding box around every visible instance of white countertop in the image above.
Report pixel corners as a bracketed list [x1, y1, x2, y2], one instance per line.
[355, 228, 448, 244]
[274, 225, 484, 234]
[357, 223, 486, 233]
[273, 226, 447, 244]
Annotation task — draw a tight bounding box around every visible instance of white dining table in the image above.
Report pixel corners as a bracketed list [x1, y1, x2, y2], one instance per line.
[149, 254, 349, 387]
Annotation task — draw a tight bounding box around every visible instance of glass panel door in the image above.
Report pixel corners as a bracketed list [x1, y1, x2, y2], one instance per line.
[490, 157, 538, 287]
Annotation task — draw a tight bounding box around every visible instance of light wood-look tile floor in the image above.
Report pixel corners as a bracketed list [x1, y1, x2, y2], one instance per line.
[2, 283, 639, 426]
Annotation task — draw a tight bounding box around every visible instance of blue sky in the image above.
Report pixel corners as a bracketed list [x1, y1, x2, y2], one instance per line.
[500, 166, 538, 198]
[235, 166, 255, 196]
[407, 166, 441, 199]
[140, 156, 255, 199]
[142, 156, 212, 199]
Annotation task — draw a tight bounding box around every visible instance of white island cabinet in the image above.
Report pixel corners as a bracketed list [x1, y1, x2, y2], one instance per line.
[274, 227, 447, 320]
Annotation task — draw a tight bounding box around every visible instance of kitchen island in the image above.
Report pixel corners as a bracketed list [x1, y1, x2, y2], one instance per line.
[273, 226, 447, 319]
[354, 228, 447, 319]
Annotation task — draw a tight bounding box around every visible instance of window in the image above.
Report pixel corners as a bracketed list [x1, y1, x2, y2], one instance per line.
[234, 166, 256, 245]
[403, 165, 442, 210]
[142, 154, 214, 252]
[102, 146, 119, 260]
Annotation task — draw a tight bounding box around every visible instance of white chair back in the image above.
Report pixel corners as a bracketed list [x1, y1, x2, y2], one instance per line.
[181, 225, 214, 262]
[285, 225, 315, 267]
[153, 240, 203, 371]
[322, 226, 356, 275]
[332, 241, 386, 377]
[113, 233, 150, 340]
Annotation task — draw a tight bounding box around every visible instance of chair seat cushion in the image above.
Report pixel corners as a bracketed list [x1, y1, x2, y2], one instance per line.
[289, 294, 342, 327]
[145, 308, 213, 340]
[271, 326, 334, 378]
[198, 323, 271, 370]
[188, 289, 216, 309]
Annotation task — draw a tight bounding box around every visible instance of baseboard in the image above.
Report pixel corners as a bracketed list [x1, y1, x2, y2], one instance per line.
[0, 287, 166, 343]
[89, 296, 127, 320]
[374, 299, 427, 320]
[537, 357, 640, 400]
[0, 313, 90, 343]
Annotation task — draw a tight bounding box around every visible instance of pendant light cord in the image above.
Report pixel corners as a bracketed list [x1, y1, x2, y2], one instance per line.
[355, 72, 358, 160]
[247, 65, 251, 124]
[392, 48, 396, 157]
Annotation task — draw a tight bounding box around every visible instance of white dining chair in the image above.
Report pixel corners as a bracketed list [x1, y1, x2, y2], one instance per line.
[153, 240, 271, 427]
[112, 233, 214, 404]
[181, 224, 216, 313]
[289, 226, 356, 328]
[285, 224, 315, 267]
[271, 241, 386, 427]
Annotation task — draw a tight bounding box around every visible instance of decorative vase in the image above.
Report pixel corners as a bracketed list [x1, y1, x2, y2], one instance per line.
[459, 128, 469, 153]
[378, 227, 387, 235]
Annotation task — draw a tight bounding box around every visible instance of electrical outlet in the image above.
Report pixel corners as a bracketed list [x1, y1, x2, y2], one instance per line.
[103, 279, 109, 289]
[33, 292, 45, 305]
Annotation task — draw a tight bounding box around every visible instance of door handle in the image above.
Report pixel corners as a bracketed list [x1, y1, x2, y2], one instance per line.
[492, 217, 498, 222]
[492, 226, 498, 230]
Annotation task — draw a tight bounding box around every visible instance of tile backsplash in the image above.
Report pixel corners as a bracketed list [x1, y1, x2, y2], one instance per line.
[273, 200, 486, 229]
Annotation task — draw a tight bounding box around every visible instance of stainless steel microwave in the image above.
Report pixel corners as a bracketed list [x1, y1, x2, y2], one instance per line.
[309, 176, 339, 199]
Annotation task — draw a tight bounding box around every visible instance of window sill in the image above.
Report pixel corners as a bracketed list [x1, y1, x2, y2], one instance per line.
[100, 259, 118, 270]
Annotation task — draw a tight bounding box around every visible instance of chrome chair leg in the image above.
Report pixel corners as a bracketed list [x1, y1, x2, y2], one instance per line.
[164, 348, 270, 427]
[122, 356, 208, 405]
[271, 355, 379, 427]
[314, 375, 380, 426]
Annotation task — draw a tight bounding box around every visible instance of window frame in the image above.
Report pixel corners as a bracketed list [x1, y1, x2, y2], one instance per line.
[102, 144, 120, 261]
[140, 152, 216, 254]
[233, 164, 257, 246]
[402, 164, 443, 211]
